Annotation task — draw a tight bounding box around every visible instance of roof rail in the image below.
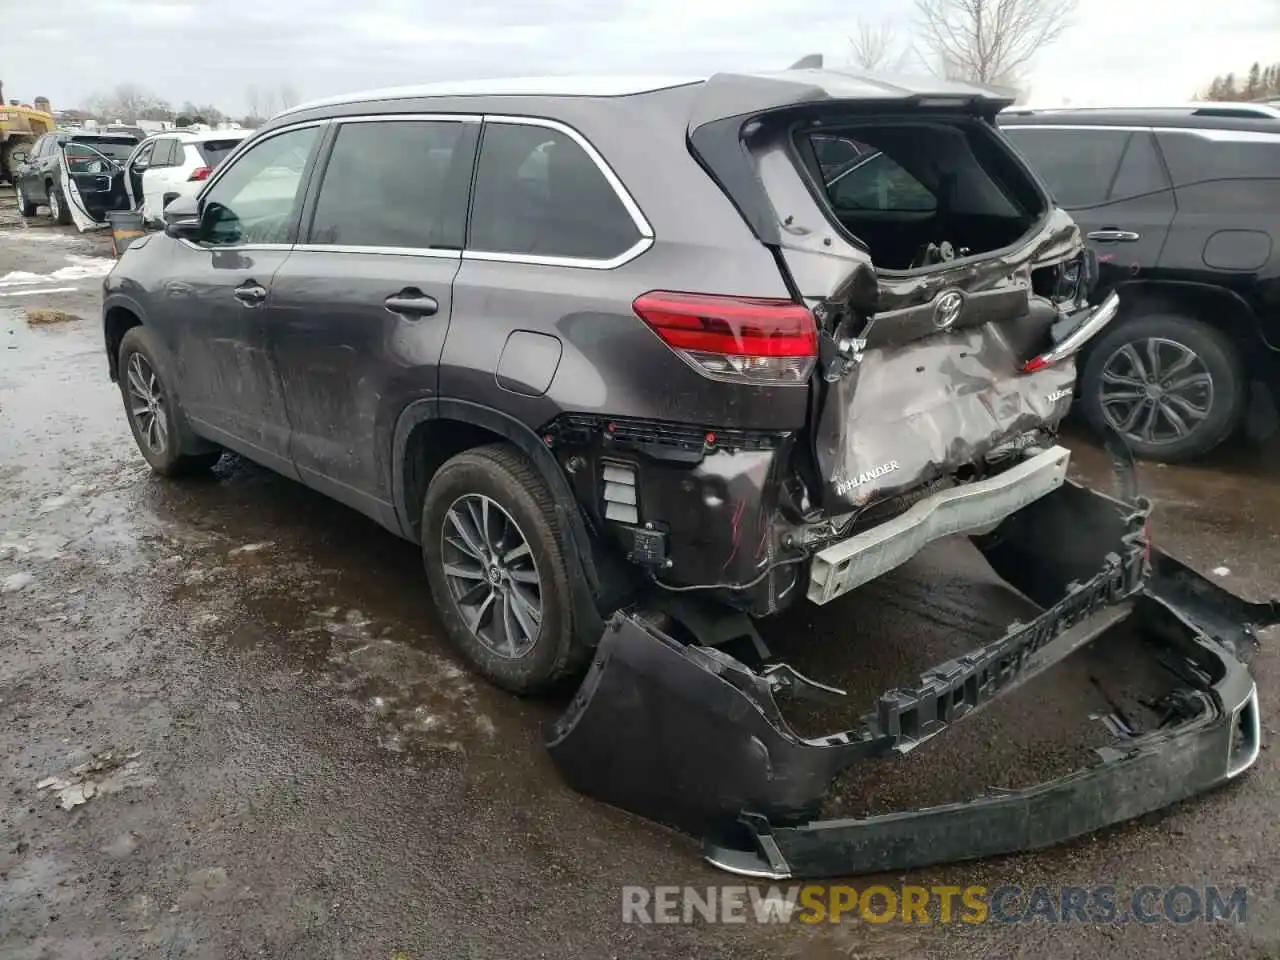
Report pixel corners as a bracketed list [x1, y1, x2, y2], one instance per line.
[1002, 101, 1280, 119]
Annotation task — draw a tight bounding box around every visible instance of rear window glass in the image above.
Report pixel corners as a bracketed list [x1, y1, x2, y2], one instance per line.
[198, 140, 244, 168]
[825, 152, 938, 212]
[468, 122, 642, 261]
[1155, 129, 1280, 186]
[70, 137, 135, 161]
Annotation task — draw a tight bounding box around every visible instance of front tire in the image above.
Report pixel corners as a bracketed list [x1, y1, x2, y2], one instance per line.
[47, 180, 71, 225]
[16, 182, 38, 217]
[1079, 313, 1244, 463]
[117, 327, 221, 476]
[422, 444, 585, 694]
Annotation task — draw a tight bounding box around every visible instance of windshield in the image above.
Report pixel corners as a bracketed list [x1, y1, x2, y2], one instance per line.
[197, 139, 245, 168]
[70, 137, 136, 161]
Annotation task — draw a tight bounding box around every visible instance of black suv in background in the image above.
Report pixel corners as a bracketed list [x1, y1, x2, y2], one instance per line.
[1000, 104, 1280, 461]
[14, 129, 138, 225]
[102, 72, 1116, 694]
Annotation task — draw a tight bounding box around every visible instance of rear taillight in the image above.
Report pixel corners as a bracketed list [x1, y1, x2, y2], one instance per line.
[188, 166, 212, 182]
[632, 291, 817, 384]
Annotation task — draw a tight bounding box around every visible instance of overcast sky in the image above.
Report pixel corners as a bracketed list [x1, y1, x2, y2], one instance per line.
[1, 0, 1277, 114]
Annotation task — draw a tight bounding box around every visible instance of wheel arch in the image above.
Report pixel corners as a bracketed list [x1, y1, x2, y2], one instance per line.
[391, 399, 607, 634]
[103, 296, 146, 381]
[1097, 280, 1268, 371]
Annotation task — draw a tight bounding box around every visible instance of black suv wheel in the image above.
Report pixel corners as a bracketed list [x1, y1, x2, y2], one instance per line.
[16, 182, 38, 217]
[422, 444, 585, 694]
[117, 327, 222, 476]
[46, 180, 71, 225]
[1080, 314, 1244, 462]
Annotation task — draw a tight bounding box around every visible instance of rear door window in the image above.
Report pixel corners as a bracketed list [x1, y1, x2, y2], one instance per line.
[1155, 128, 1280, 185]
[1001, 127, 1132, 208]
[307, 119, 470, 250]
[467, 121, 642, 262]
[152, 139, 180, 167]
[198, 125, 321, 246]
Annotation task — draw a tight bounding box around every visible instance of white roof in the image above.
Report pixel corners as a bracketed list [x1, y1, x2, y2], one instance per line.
[280, 76, 705, 116]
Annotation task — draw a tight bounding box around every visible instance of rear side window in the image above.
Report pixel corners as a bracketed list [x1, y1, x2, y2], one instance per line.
[308, 119, 469, 250]
[468, 121, 642, 261]
[1156, 129, 1280, 185]
[197, 139, 244, 169]
[1002, 127, 1134, 208]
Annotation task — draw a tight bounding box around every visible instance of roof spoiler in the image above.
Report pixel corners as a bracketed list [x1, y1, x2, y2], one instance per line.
[788, 54, 824, 70]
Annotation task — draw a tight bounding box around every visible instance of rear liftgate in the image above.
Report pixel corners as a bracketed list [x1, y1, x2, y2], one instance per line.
[546, 463, 1274, 879]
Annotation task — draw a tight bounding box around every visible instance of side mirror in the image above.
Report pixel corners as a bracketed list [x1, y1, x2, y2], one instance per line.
[162, 194, 200, 239]
[10, 149, 28, 166]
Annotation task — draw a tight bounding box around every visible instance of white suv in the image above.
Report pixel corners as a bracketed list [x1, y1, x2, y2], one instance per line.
[122, 129, 252, 224]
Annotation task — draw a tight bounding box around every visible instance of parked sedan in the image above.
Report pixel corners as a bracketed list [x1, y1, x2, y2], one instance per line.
[14, 130, 137, 226]
[122, 129, 252, 224]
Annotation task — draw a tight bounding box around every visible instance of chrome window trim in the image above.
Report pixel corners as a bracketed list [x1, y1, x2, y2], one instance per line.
[332, 113, 482, 125]
[292, 243, 461, 259]
[462, 113, 655, 270]
[181, 119, 328, 253]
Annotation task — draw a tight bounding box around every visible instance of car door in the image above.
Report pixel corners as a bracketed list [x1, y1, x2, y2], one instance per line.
[265, 116, 478, 516]
[1001, 125, 1175, 295]
[16, 135, 48, 201]
[155, 121, 326, 472]
[139, 138, 185, 221]
[124, 138, 156, 211]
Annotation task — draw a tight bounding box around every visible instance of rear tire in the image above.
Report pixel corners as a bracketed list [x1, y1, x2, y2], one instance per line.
[16, 182, 38, 217]
[117, 326, 221, 476]
[422, 444, 586, 694]
[1079, 313, 1243, 463]
[47, 180, 71, 225]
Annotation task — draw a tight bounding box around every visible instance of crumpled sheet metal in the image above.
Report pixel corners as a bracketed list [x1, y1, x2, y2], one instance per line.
[815, 322, 1076, 512]
[545, 480, 1272, 878]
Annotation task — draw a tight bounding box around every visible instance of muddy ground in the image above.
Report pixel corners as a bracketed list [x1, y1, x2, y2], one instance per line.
[2, 189, 1279, 959]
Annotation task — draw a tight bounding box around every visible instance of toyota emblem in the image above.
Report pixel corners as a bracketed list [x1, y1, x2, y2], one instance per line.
[933, 290, 965, 330]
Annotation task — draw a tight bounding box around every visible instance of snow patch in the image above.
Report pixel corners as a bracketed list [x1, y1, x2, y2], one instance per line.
[0, 254, 115, 288]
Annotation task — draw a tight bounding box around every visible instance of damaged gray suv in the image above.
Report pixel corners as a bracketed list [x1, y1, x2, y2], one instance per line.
[104, 69, 1270, 879]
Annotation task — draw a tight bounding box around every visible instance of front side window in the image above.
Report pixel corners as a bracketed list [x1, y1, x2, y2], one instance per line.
[825, 152, 938, 212]
[199, 125, 320, 246]
[308, 119, 468, 249]
[152, 139, 179, 167]
[468, 121, 642, 261]
[1002, 127, 1131, 208]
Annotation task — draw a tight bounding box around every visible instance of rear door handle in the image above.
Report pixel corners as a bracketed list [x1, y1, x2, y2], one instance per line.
[384, 290, 439, 318]
[1086, 229, 1141, 242]
[234, 282, 267, 306]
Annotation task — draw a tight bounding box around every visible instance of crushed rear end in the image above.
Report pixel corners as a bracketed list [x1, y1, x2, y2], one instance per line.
[545, 69, 1272, 876]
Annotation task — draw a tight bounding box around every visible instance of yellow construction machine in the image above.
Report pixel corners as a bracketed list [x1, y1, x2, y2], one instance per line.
[0, 81, 55, 184]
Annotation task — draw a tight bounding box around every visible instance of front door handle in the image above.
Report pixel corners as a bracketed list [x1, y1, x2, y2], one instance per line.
[1087, 229, 1141, 243]
[234, 282, 267, 306]
[384, 290, 439, 318]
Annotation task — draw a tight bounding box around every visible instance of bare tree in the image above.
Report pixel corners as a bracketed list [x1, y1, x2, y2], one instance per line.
[245, 83, 262, 119]
[849, 20, 903, 71]
[277, 83, 299, 110]
[914, 0, 1078, 87]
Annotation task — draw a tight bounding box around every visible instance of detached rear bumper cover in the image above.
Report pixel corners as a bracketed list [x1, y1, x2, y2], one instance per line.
[547, 480, 1274, 879]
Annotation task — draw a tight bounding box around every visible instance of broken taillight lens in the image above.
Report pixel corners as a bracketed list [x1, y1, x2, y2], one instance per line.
[632, 291, 817, 384]
[187, 166, 212, 182]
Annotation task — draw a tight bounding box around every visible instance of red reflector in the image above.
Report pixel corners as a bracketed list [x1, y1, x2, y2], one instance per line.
[1022, 355, 1051, 373]
[633, 291, 817, 358]
[188, 166, 212, 182]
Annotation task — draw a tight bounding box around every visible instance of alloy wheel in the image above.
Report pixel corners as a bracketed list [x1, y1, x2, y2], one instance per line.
[48, 188, 61, 221]
[1098, 337, 1215, 446]
[125, 352, 169, 456]
[440, 493, 543, 659]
